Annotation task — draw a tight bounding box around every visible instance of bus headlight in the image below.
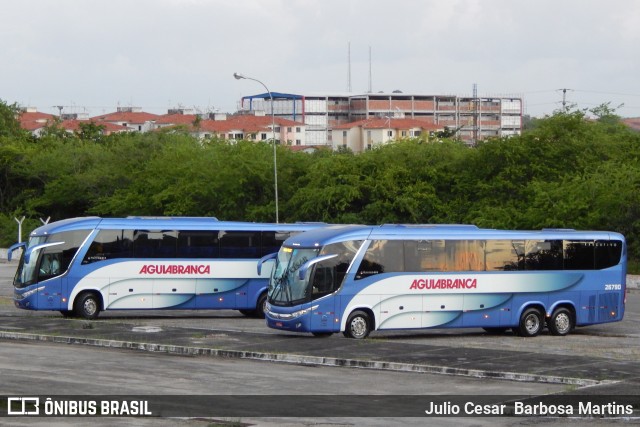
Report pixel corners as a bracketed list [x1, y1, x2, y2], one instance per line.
[291, 305, 319, 319]
[268, 305, 318, 320]
[15, 286, 45, 300]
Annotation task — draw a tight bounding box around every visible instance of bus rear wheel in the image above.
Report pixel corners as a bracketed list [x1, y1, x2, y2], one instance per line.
[515, 307, 543, 337]
[548, 307, 574, 336]
[343, 310, 371, 339]
[74, 292, 101, 320]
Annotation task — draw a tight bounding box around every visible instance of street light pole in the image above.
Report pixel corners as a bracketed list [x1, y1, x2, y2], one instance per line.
[233, 72, 279, 223]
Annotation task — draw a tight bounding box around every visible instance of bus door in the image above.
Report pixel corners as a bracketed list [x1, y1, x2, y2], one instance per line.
[308, 261, 338, 332]
[35, 249, 67, 310]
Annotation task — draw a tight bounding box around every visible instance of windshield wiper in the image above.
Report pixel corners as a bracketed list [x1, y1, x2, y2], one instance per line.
[270, 274, 294, 306]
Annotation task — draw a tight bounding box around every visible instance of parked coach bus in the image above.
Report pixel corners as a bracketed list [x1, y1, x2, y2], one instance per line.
[8, 217, 325, 319]
[261, 224, 626, 339]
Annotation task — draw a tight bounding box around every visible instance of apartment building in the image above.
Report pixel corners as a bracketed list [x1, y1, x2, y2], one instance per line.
[331, 117, 444, 153]
[238, 92, 523, 146]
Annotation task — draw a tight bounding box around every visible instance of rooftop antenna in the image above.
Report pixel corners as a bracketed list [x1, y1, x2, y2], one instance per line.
[347, 42, 352, 92]
[368, 46, 372, 93]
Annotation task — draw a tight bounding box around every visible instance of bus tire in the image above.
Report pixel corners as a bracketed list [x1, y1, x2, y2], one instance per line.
[253, 292, 268, 319]
[516, 307, 543, 337]
[344, 310, 371, 339]
[74, 292, 101, 320]
[548, 307, 574, 336]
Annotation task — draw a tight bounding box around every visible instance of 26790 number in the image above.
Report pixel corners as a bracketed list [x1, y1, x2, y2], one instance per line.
[604, 284, 622, 290]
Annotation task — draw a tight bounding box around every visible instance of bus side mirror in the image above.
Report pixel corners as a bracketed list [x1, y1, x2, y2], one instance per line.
[297, 254, 338, 280]
[257, 252, 278, 275]
[7, 242, 26, 262]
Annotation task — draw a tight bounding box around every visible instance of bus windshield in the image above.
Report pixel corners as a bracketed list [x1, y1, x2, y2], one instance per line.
[13, 230, 91, 289]
[269, 240, 364, 306]
[268, 247, 320, 306]
[13, 236, 47, 289]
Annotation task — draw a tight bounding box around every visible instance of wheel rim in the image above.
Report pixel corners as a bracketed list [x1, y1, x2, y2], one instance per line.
[349, 316, 367, 338]
[524, 313, 540, 334]
[83, 298, 97, 316]
[554, 312, 571, 334]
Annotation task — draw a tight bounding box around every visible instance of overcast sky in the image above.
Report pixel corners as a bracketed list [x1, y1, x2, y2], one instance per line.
[3, 0, 639, 118]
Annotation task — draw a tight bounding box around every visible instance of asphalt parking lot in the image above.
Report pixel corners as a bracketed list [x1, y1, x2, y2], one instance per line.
[1, 262, 639, 393]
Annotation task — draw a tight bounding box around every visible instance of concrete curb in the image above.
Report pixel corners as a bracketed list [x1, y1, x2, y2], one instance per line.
[0, 330, 610, 388]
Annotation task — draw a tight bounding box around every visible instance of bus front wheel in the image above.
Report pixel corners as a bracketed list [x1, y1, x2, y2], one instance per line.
[515, 307, 543, 337]
[74, 292, 101, 320]
[254, 292, 268, 319]
[239, 293, 268, 318]
[343, 310, 371, 339]
[548, 307, 574, 336]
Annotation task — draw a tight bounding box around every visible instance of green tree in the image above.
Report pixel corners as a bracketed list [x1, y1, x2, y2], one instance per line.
[0, 99, 26, 139]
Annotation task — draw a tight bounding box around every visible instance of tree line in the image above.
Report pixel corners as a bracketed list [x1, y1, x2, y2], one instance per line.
[1, 100, 639, 270]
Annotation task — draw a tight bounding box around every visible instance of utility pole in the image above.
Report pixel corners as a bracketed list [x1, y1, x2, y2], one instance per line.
[472, 83, 479, 145]
[557, 88, 573, 111]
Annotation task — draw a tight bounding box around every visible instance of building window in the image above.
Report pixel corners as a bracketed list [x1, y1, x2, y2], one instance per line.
[342, 131, 347, 137]
[274, 126, 281, 132]
[296, 139, 301, 145]
[401, 130, 407, 137]
[296, 127, 301, 133]
[261, 133, 267, 140]
[287, 127, 292, 132]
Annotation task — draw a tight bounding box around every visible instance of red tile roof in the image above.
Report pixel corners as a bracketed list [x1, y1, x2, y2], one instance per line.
[160, 114, 304, 133]
[622, 117, 640, 132]
[155, 113, 198, 125]
[60, 120, 129, 133]
[92, 111, 160, 124]
[18, 111, 56, 125]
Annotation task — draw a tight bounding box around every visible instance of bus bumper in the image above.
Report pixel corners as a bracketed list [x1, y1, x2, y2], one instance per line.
[265, 306, 313, 333]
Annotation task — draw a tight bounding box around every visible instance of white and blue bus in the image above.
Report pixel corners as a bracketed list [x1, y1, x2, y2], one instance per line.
[8, 217, 325, 319]
[262, 224, 627, 338]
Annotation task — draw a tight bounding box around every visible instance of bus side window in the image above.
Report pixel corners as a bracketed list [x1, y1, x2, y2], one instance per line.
[564, 240, 595, 270]
[219, 231, 261, 258]
[485, 240, 525, 271]
[595, 240, 622, 269]
[525, 240, 562, 270]
[261, 231, 289, 257]
[83, 229, 133, 264]
[38, 252, 62, 279]
[355, 240, 403, 279]
[177, 231, 219, 258]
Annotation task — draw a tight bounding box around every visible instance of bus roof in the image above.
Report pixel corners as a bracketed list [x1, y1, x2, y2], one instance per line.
[29, 216, 327, 237]
[283, 224, 625, 248]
